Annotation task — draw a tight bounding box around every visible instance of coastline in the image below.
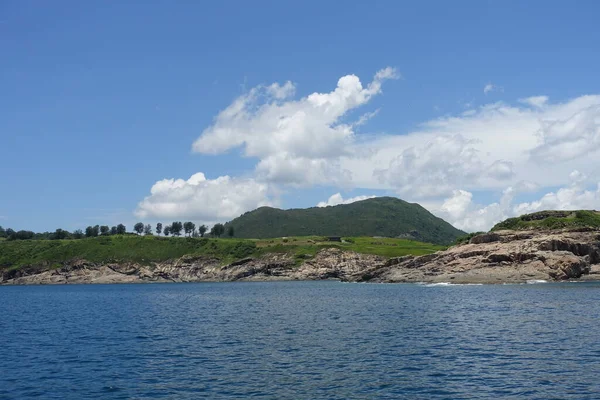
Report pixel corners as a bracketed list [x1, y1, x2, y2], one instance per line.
[3, 228, 600, 285]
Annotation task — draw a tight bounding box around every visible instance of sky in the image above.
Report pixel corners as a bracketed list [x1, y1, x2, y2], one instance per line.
[2, 0, 600, 233]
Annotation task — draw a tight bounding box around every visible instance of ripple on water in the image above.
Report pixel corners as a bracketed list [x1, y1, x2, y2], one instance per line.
[1, 281, 600, 399]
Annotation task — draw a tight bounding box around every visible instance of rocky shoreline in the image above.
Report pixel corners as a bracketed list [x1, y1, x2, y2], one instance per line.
[3, 228, 600, 285]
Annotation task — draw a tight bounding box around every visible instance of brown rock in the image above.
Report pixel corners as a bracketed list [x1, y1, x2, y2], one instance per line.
[3, 228, 600, 285]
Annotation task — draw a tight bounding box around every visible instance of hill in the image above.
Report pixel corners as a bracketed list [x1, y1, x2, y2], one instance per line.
[224, 197, 465, 245]
[491, 210, 600, 232]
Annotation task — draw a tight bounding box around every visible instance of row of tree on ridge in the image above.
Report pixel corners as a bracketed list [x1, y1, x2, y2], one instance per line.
[0, 222, 233, 241]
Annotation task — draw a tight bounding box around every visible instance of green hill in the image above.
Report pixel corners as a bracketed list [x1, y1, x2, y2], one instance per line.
[491, 210, 600, 231]
[224, 197, 465, 245]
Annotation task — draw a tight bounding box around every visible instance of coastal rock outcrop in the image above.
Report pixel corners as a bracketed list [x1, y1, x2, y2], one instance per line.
[369, 229, 600, 284]
[3, 229, 600, 285]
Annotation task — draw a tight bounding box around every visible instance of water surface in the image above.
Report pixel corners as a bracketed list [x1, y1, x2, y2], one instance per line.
[1, 281, 600, 399]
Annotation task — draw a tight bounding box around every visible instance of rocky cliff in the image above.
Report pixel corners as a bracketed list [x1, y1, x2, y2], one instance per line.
[366, 228, 600, 284]
[3, 228, 600, 285]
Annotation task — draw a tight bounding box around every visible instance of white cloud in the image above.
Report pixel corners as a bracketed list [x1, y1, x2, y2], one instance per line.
[530, 104, 600, 162]
[514, 178, 600, 215]
[487, 160, 515, 180]
[192, 70, 600, 198]
[140, 70, 600, 229]
[192, 68, 398, 186]
[355, 109, 380, 127]
[373, 134, 485, 198]
[135, 172, 274, 222]
[519, 96, 548, 108]
[341, 94, 600, 197]
[484, 83, 503, 95]
[256, 155, 351, 186]
[432, 171, 600, 232]
[266, 81, 295, 99]
[317, 193, 376, 208]
[436, 188, 515, 232]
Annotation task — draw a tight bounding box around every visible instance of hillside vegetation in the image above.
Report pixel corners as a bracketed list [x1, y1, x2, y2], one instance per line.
[224, 197, 465, 245]
[0, 235, 445, 271]
[491, 210, 600, 231]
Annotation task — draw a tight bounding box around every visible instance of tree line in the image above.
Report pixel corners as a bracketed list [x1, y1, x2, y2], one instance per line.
[0, 222, 234, 241]
[133, 222, 231, 238]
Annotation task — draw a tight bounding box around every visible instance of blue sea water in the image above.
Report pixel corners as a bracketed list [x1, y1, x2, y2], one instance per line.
[1, 281, 600, 399]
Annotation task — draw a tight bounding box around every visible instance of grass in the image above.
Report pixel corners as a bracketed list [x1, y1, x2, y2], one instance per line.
[0, 236, 256, 270]
[0, 235, 445, 271]
[491, 210, 600, 231]
[453, 231, 485, 245]
[253, 236, 444, 265]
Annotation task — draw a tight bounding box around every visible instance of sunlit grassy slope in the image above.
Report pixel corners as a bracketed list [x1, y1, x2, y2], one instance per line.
[0, 235, 445, 270]
[491, 210, 600, 231]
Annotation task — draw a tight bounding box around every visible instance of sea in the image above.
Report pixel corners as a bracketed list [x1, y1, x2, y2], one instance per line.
[1, 281, 600, 399]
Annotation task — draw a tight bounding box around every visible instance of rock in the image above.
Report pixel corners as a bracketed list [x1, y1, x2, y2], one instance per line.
[3, 228, 600, 285]
[364, 229, 600, 284]
[485, 253, 512, 263]
[469, 233, 501, 244]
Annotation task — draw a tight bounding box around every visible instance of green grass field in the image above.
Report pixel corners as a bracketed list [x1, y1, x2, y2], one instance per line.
[0, 235, 445, 271]
[253, 236, 443, 262]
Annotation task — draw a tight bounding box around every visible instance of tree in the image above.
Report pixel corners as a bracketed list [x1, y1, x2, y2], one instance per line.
[198, 224, 207, 237]
[156, 223, 162, 235]
[5, 228, 15, 237]
[0, 226, 5, 238]
[52, 228, 69, 240]
[100, 225, 110, 236]
[183, 221, 196, 237]
[73, 229, 84, 239]
[85, 226, 94, 237]
[92, 225, 100, 237]
[8, 230, 34, 240]
[171, 221, 183, 236]
[210, 223, 225, 238]
[110, 226, 118, 235]
[227, 225, 235, 238]
[144, 224, 153, 235]
[163, 225, 171, 236]
[134, 222, 144, 235]
[116, 224, 126, 235]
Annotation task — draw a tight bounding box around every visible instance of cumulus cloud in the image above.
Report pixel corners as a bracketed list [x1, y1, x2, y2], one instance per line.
[135, 172, 274, 222]
[519, 96, 549, 108]
[341, 94, 600, 197]
[373, 135, 484, 198]
[266, 81, 295, 99]
[256, 155, 352, 186]
[513, 171, 600, 215]
[138, 69, 600, 225]
[192, 67, 398, 186]
[487, 160, 515, 180]
[530, 104, 600, 162]
[433, 171, 600, 232]
[191, 69, 600, 197]
[316, 193, 377, 208]
[436, 188, 515, 232]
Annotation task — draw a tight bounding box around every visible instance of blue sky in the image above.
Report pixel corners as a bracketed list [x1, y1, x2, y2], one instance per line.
[2, 0, 600, 233]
